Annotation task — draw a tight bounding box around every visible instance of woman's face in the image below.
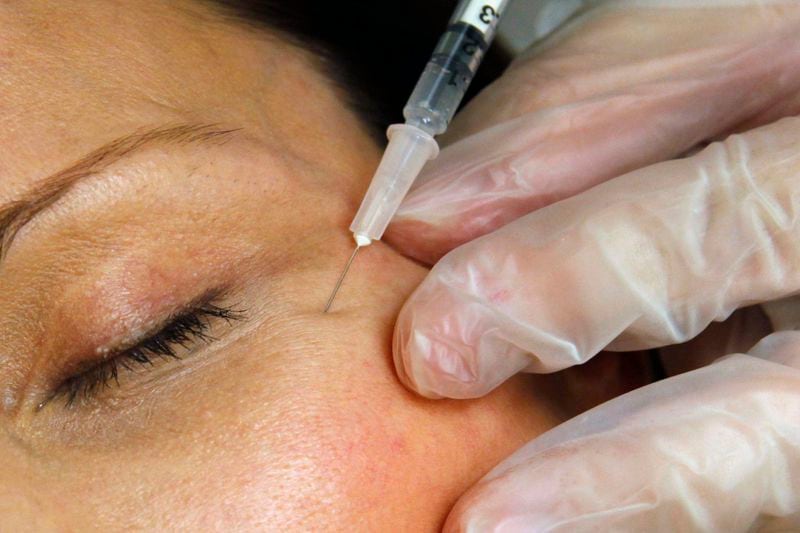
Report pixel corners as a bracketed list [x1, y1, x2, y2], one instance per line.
[0, 3, 564, 530]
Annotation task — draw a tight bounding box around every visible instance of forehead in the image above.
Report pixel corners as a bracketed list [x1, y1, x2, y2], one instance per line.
[0, 2, 303, 201]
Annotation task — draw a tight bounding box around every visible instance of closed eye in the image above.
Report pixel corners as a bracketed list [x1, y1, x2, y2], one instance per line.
[40, 302, 245, 410]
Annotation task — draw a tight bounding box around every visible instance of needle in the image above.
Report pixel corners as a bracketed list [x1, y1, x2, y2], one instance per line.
[324, 245, 361, 313]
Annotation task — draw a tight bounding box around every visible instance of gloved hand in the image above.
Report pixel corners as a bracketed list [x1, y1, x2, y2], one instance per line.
[387, 1, 800, 530]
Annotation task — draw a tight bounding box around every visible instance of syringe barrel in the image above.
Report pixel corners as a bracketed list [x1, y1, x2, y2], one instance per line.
[404, 0, 509, 135]
[349, 124, 439, 244]
[350, 1, 508, 245]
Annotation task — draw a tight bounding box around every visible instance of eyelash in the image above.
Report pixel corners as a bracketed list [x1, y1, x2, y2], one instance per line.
[44, 303, 244, 409]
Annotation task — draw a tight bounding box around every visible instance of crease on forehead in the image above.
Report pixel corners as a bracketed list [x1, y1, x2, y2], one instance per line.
[0, 123, 240, 262]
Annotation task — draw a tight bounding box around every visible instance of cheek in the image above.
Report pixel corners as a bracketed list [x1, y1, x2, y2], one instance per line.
[157, 395, 420, 530]
[235, 389, 420, 523]
[169, 356, 466, 531]
[222, 380, 512, 531]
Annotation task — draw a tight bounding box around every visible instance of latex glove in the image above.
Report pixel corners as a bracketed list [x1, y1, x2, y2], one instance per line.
[387, 1, 800, 264]
[387, 1, 800, 530]
[445, 334, 800, 531]
[394, 112, 800, 397]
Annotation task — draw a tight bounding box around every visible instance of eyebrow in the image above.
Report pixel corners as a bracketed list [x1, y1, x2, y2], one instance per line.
[0, 123, 239, 262]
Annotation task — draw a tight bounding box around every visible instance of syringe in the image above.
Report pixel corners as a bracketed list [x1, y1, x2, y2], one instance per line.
[324, 0, 510, 312]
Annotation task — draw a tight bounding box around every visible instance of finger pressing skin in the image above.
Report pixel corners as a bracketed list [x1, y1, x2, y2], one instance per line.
[445, 342, 800, 532]
[394, 116, 800, 399]
[387, 9, 800, 264]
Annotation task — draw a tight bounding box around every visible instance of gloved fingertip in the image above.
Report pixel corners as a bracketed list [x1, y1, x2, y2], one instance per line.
[393, 277, 532, 399]
[393, 308, 481, 399]
[391, 327, 443, 400]
[444, 484, 531, 533]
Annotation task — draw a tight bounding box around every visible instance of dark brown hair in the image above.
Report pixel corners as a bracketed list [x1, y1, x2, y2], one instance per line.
[206, 0, 510, 139]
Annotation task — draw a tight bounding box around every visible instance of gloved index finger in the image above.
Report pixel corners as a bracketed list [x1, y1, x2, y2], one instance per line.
[394, 115, 800, 399]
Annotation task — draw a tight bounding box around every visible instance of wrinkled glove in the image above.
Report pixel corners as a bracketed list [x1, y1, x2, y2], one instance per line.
[446, 335, 800, 531]
[388, 1, 800, 530]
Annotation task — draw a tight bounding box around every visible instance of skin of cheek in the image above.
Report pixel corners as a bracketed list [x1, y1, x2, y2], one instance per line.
[0, 439, 70, 530]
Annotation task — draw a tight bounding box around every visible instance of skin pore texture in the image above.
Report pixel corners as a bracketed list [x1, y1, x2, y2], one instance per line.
[0, 2, 567, 530]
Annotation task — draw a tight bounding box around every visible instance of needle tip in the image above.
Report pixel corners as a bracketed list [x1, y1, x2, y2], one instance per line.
[324, 245, 361, 313]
